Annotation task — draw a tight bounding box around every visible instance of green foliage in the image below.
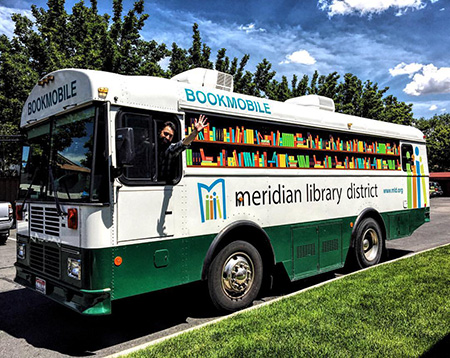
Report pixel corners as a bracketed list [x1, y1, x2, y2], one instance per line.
[415, 114, 450, 172]
[124, 245, 450, 358]
[0, 4, 441, 172]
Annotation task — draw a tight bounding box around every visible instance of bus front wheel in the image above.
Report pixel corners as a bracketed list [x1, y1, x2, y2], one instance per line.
[208, 240, 263, 312]
[353, 218, 383, 269]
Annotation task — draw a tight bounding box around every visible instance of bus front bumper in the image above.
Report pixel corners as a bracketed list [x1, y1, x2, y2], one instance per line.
[14, 265, 112, 315]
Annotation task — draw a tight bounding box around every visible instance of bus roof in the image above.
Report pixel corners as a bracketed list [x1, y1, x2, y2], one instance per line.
[21, 68, 425, 143]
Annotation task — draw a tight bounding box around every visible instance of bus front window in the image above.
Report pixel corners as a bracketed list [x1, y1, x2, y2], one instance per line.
[50, 107, 95, 201]
[19, 124, 51, 200]
[19, 105, 109, 203]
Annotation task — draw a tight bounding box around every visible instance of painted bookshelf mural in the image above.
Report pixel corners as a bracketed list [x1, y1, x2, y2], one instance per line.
[185, 114, 401, 171]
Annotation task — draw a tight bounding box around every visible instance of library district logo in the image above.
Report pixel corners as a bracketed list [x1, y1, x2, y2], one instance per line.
[197, 179, 227, 223]
[406, 146, 427, 209]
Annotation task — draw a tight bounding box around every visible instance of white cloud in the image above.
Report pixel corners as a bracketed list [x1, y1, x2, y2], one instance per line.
[429, 104, 438, 111]
[318, 0, 426, 17]
[403, 64, 450, 96]
[0, 6, 32, 38]
[280, 50, 316, 65]
[389, 62, 424, 77]
[238, 23, 266, 34]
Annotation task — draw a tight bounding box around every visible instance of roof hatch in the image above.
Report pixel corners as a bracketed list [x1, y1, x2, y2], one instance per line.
[285, 94, 335, 112]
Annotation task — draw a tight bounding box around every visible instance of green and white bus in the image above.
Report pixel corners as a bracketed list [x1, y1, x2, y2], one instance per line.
[15, 68, 429, 315]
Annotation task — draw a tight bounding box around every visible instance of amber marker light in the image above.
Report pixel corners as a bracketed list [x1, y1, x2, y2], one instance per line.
[350, 222, 354, 228]
[98, 87, 109, 99]
[114, 256, 123, 266]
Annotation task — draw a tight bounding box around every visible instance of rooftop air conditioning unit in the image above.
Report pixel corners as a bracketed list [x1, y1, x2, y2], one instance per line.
[285, 95, 335, 112]
[171, 68, 234, 92]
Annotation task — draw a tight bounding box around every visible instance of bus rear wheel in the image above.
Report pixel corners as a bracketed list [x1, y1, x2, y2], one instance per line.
[208, 240, 263, 312]
[354, 218, 383, 269]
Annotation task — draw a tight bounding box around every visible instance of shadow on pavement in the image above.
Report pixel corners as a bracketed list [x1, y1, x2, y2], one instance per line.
[0, 266, 341, 357]
[386, 248, 415, 261]
[421, 334, 450, 358]
[0, 282, 218, 357]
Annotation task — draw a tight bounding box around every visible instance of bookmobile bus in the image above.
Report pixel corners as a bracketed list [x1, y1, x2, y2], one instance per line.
[15, 68, 429, 315]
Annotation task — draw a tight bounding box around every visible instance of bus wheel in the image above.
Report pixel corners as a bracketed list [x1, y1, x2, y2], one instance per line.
[208, 240, 263, 312]
[354, 218, 383, 269]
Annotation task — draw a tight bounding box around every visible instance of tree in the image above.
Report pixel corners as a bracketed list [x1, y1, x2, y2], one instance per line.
[9, 0, 168, 76]
[360, 80, 388, 120]
[270, 76, 291, 102]
[0, 32, 37, 174]
[335, 73, 363, 115]
[215, 48, 230, 73]
[0, 0, 169, 173]
[168, 42, 189, 76]
[188, 23, 212, 69]
[231, 54, 255, 95]
[415, 114, 450, 172]
[308, 70, 319, 95]
[1, 9, 427, 175]
[318, 72, 340, 99]
[381, 95, 414, 126]
[292, 74, 309, 97]
[253, 58, 276, 97]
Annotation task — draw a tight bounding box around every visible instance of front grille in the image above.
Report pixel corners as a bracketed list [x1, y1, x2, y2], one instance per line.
[30, 241, 61, 278]
[30, 206, 60, 237]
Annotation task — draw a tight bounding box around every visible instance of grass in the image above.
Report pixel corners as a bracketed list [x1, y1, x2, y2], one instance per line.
[123, 245, 450, 358]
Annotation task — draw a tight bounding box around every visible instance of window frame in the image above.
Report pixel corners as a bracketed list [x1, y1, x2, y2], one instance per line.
[115, 108, 183, 186]
[401, 143, 414, 172]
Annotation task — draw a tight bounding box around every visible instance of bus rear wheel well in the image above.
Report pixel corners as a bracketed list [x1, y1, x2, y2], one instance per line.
[201, 221, 275, 283]
[347, 209, 387, 268]
[351, 209, 387, 248]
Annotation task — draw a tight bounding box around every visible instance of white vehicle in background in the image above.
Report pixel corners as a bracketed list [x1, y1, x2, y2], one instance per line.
[0, 202, 13, 245]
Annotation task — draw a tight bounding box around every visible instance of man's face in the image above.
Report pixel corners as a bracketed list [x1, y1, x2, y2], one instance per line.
[160, 126, 174, 145]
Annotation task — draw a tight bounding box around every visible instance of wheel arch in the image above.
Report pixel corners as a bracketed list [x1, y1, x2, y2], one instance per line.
[201, 220, 276, 281]
[351, 208, 387, 248]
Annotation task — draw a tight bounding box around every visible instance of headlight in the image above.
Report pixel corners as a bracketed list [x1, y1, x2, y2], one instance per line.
[67, 258, 82, 280]
[17, 243, 26, 260]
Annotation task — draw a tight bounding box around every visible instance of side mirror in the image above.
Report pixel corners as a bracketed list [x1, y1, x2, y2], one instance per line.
[116, 128, 135, 167]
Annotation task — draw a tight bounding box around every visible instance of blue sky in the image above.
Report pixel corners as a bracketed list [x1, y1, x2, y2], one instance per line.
[1, 0, 449, 119]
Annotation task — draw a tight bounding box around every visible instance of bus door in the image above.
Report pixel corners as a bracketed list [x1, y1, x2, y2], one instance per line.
[115, 111, 182, 242]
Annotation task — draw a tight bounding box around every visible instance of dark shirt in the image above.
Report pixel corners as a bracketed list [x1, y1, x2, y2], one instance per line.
[158, 140, 189, 182]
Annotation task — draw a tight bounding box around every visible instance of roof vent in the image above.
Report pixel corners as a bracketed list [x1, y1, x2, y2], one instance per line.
[285, 95, 335, 112]
[171, 68, 234, 92]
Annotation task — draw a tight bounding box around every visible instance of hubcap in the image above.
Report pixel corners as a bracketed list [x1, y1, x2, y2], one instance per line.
[221, 252, 254, 299]
[362, 228, 379, 261]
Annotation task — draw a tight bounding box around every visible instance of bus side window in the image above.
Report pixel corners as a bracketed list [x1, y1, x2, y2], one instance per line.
[120, 113, 154, 180]
[401, 144, 414, 172]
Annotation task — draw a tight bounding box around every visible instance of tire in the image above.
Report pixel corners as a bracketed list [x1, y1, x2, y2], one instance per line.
[353, 218, 383, 269]
[207, 240, 263, 312]
[0, 233, 8, 245]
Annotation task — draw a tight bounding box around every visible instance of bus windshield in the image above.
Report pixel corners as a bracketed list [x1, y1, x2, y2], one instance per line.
[20, 105, 109, 203]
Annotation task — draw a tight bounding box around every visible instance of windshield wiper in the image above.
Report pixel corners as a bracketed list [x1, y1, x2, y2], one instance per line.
[19, 166, 40, 217]
[49, 164, 67, 217]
